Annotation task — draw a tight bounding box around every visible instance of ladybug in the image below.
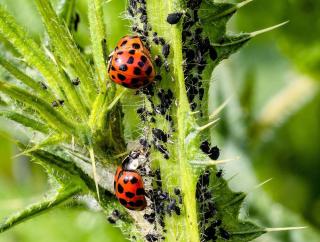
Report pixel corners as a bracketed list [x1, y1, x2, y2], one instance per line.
[114, 154, 147, 211]
[108, 36, 155, 89]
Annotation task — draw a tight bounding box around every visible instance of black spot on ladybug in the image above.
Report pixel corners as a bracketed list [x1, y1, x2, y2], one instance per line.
[142, 79, 149, 86]
[140, 55, 147, 63]
[138, 61, 145, 67]
[128, 201, 135, 207]
[129, 49, 136, 55]
[132, 43, 141, 49]
[119, 198, 127, 206]
[122, 82, 130, 88]
[135, 200, 144, 207]
[131, 78, 140, 85]
[130, 176, 138, 184]
[120, 40, 128, 47]
[127, 56, 134, 64]
[117, 183, 124, 193]
[167, 12, 183, 25]
[111, 75, 115, 79]
[145, 66, 153, 76]
[111, 66, 116, 71]
[125, 192, 135, 198]
[136, 188, 145, 195]
[162, 44, 170, 58]
[117, 73, 126, 81]
[117, 51, 124, 55]
[123, 176, 129, 184]
[134, 67, 141, 75]
[119, 64, 128, 71]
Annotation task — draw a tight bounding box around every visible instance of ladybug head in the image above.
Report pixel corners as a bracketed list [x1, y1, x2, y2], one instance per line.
[122, 149, 149, 171]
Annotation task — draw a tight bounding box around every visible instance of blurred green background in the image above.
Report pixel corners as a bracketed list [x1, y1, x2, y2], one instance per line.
[0, 0, 319, 241]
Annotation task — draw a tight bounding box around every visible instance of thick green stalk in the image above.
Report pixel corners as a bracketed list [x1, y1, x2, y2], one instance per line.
[147, 1, 200, 241]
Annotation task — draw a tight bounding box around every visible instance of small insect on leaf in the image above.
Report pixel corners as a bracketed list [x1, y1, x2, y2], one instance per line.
[167, 12, 183, 25]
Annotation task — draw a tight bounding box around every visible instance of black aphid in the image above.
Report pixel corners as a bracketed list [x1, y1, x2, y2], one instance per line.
[167, 12, 183, 25]
[162, 44, 170, 58]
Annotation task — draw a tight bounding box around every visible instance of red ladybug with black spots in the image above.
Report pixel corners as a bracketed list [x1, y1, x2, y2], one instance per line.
[107, 36, 155, 89]
[114, 153, 147, 211]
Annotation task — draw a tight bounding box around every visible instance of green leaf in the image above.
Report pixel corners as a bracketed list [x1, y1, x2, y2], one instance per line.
[16, 133, 70, 158]
[200, 2, 236, 42]
[88, 0, 109, 90]
[0, 6, 65, 100]
[0, 80, 76, 135]
[0, 55, 51, 98]
[57, 0, 76, 28]
[196, 169, 264, 242]
[34, 0, 96, 107]
[0, 183, 81, 233]
[0, 5, 88, 120]
[0, 110, 50, 134]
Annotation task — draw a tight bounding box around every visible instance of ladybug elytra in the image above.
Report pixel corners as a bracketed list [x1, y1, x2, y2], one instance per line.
[114, 152, 147, 211]
[108, 36, 155, 89]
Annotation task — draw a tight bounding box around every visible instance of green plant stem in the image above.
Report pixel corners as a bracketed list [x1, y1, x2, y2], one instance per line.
[147, 1, 200, 241]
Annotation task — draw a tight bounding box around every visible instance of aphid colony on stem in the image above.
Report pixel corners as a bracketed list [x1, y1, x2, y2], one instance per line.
[109, 0, 226, 240]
